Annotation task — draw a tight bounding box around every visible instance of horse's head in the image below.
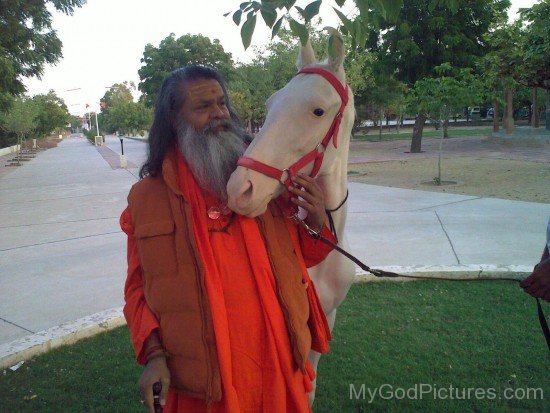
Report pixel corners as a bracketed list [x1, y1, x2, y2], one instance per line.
[227, 28, 354, 217]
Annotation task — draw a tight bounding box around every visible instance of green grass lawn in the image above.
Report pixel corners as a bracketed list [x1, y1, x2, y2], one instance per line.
[354, 127, 492, 141]
[1, 280, 548, 412]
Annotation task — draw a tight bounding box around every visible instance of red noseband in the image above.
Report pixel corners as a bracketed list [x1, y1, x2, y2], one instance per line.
[237, 67, 349, 189]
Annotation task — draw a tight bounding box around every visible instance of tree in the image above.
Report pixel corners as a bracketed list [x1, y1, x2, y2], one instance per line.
[98, 82, 152, 136]
[228, 79, 254, 128]
[32, 90, 71, 139]
[99, 82, 135, 133]
[408, 64, 481, 137]
[352, 56, 406, 138]
[69, 115, 82, 132]
[138, 34, 235, 107]
[0, 97, 38, 163]
[108, 101, 152, 136]
[364, 0, 510, 152]
[519, 1, 550, 130]
[481, 21, 523, 134]
[0, 0, 86, 109]
[406, 64, 481, 184]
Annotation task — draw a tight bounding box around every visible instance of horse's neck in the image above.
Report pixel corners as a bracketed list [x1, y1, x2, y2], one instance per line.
[318, 154, 349, 240]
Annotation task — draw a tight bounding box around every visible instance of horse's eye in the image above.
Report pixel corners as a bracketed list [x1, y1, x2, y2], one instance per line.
[313, 108, 324, 117]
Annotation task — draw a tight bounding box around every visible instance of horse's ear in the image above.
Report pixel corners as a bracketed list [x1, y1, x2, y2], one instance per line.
[297, 39, 317, 69]
[325, 27, 345, 73]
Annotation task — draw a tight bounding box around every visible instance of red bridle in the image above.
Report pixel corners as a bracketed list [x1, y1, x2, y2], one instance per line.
[237, 67, 349, 189]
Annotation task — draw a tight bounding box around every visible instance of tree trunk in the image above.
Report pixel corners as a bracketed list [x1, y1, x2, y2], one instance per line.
[531, 88, 539, 128]
[396, 113, 401, 133]
[410, 115, 426, 153]
[379, 110, 383, 141]
[546, 88, 550, 131]
[505, 88, 514, 135]
[443, 119, 449, 138]
[493, 100, 499, 133]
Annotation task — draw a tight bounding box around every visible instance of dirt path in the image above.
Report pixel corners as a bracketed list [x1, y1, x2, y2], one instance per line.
[347, 135, 550, 203]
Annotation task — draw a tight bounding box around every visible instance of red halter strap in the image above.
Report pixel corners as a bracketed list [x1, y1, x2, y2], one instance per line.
[237, 67, 349, 189]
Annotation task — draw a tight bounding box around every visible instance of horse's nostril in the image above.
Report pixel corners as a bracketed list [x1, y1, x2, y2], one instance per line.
[237, 181, 253, 209]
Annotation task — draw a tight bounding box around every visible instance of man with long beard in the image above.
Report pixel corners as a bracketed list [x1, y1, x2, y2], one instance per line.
[121, 66, 336, 413]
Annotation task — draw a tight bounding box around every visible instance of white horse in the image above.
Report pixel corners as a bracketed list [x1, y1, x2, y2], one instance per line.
[227, 28, 356, 401]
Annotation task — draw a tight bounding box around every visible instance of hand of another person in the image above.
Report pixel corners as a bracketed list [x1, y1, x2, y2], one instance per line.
[289, 173, 328, 233]
[139, 356, 170, 413]
[520, 258, 550, 301]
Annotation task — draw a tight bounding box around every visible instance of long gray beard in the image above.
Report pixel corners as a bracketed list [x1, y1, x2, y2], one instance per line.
[177, 119, 246, 202]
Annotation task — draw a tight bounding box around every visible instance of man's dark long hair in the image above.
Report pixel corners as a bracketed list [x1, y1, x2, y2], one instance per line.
[139, 66, 240, 178]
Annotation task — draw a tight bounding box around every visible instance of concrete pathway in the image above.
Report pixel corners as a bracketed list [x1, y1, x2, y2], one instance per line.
[0, 134, 549, 368]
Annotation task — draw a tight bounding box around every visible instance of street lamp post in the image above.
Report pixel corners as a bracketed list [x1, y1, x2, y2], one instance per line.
[95, 112, 100, 137]
[119, 136, 127, 168]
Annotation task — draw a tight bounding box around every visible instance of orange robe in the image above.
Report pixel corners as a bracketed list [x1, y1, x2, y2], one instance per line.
[121, 161, 335, 412]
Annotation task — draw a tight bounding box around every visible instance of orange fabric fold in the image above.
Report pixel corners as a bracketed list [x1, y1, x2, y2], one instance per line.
[285, 217, 332, 354]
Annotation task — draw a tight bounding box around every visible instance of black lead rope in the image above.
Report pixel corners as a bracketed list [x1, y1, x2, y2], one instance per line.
[296, 216, 550, 351]
[325, 189, 349, 244]
[537, 299, 550, 351]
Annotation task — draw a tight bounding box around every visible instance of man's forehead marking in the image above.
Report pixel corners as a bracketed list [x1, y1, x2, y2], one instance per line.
[187, 80, 224, 100]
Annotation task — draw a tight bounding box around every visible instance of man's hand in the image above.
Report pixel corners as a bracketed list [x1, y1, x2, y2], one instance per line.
[289, 173, 328, 233]
[520, 258, 550, 301]
[139, 356, 170, 412]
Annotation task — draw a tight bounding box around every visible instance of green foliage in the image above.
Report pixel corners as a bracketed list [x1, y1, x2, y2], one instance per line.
[0, 0, 86, 108]
[101, 82, 134, 111]
[69, 115, 81, 132]
[99, 82, 135, 133]
[0, 97, 38, 138]
[344, 51, 376, 104]
[479, 21, 523, 96]
[366, 63, 406, 117]
[83, 127, 97, 144]
[228, 80, 254, 124]
[108, 101, 152, 136]
[408, 65, 482, 122]
[98, 83, 152, 136]
[367, 0, 511, 87]
[241, 11, 257, 49]
[228, 0, 404, 49]
[31, 90, 71, 139]
[228, 26, 327, 126]
[518, 1, 550, 90]
[138, 34, 234, 107]
[0, 92, 70, 146]
[289, 18, 309, 45]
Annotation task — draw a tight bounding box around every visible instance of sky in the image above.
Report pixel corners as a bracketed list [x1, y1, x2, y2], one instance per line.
[23, 0, 539, 116]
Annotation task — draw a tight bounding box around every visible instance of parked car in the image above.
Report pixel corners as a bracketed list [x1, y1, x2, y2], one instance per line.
[468, 106, 481, 116]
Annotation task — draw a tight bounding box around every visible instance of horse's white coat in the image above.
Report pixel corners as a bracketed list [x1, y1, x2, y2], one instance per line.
[226, 29, 356, 403]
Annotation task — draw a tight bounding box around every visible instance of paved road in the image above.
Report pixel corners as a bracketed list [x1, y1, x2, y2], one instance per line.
[0, 135, 137, 344]
[0, 134, 549, 354]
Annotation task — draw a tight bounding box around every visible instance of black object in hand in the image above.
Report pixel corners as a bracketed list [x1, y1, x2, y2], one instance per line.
[153, 382, 162, 413]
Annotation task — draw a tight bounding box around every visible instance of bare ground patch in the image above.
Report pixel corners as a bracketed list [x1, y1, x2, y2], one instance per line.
[348, 157, 550, 203]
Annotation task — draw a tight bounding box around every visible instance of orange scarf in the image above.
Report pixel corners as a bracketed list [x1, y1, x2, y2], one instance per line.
[176, 152, 330, 412]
